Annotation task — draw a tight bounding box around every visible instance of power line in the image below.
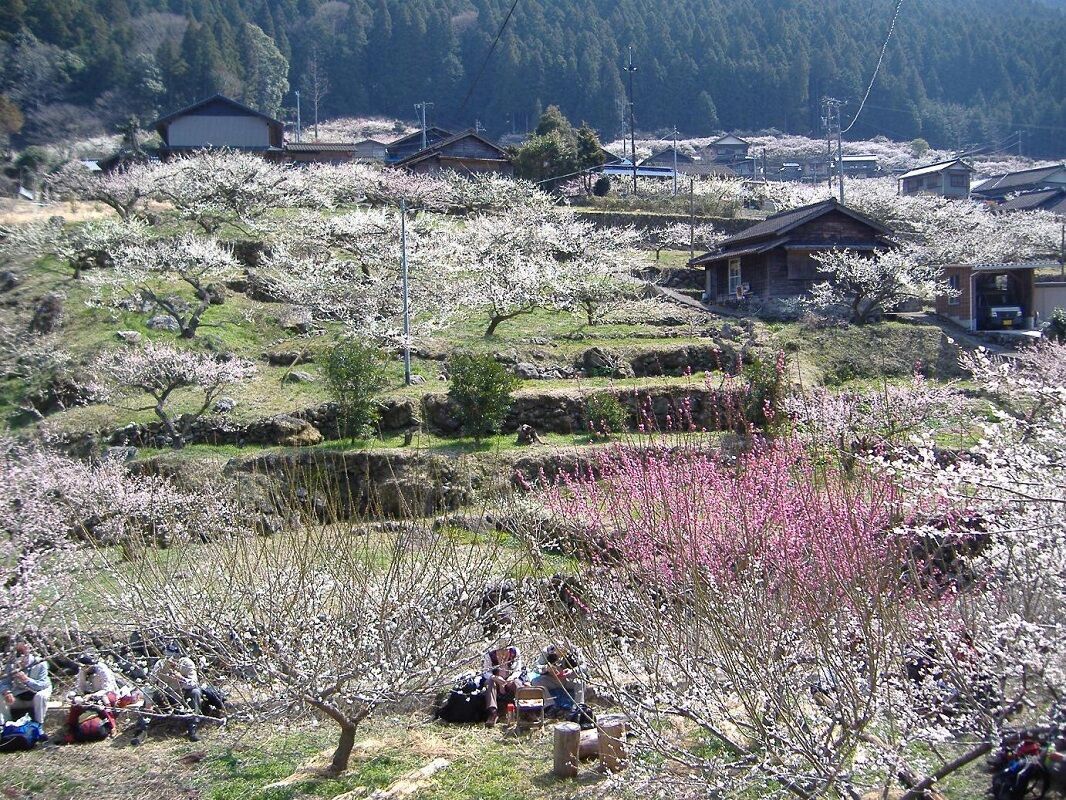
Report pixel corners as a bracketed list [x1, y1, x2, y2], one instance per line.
[457, 0, 521, 115]
[842, 0, 906, 135]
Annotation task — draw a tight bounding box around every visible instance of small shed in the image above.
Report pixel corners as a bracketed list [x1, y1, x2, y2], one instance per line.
[898, 159, 974, 198]
[935, 262, 1050, 331]
[154, 94, 283, 159]
[353, 139, 388, 161]
[641, 147, 695, 167]
[833, 155, 879, 177]
[283, 142, 358, 164]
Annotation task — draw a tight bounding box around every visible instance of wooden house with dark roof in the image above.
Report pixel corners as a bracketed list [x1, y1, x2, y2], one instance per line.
[395, 130, 513, 175]
[385, 127, 454, 163]
[689, 198, 895, 304]
[711, 134, 750, 163]
[898, 158, 974, 197]
[642, 147, 695, 167]
[971, 164, 1066, 201]
[995, 187, 1066, 217]
[154, 94, 284, 159]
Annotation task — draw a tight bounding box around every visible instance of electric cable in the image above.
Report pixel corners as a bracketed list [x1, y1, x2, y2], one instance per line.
[842, 0, 906, 134]
[457, 0, 521, 116]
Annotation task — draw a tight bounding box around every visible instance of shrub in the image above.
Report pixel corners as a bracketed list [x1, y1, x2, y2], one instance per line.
[324, 339, 389, 440]
[592, 175, 611, 197]
[584, 393, 628, 437]
[1046, 307, 1066, 343]
[742, 354, 786, 427]
[447, 352, 519, 442]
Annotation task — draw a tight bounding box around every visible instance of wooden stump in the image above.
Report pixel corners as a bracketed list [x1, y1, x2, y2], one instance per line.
[578, 728, 599, 760]
[553, 722, 581, 779]
[597, 714, 628, 773]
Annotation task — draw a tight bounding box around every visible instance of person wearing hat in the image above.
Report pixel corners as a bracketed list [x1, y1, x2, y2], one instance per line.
[0, 641, 52, 725]
[70, 652, 119, 703]
[531, 642, 587, 711]
[132, 642, 203, 744]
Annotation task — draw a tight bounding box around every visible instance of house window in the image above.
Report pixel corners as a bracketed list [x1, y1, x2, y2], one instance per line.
[948, 274, 961, 306]
[728, 259, 742, 295]
[949, 173, 968, 188]
[903, 178, 919, 192]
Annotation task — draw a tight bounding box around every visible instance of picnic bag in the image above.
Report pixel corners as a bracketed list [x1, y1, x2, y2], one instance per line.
[567, 703, 596, 730]
[73, 707, 116, 742]
[0, 719, 45, 751]
[435, 674, 487, 725]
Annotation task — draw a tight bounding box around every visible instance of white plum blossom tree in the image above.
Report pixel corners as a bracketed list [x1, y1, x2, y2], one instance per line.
[92, 341, 256, 447]
[98, 515, 524, 775]
[2, 217, 146, 279]
[1, 436, 241, 633]
[257, 233, 407, 339]
[644, 221, 722, 260]
[434, 206, 643, 336]
[48, 160, 160, 221]
[809, 246, 950, 323]
[90, 233, 239, 338]
[153, 150, 308, 235]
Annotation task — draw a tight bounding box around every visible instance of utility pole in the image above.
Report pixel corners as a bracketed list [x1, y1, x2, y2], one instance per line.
[1017, 130, 1023, 157]
[400, 199, 412, 386]
[414, 101, 433, 151]
[688, 175, 695, 261]
[822, 100, 833, 190]
[1060, 218, 1065, 279]
[624, 46, 638, 194]
[823, 97, 846, 204]
[672, 126, 679, 196]
[295, 90, 302, 142]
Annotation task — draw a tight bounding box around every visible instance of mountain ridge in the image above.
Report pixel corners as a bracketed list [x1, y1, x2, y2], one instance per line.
[1, 0, 1063, 156]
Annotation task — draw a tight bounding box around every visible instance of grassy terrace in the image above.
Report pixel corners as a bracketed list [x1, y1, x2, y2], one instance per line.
[2, 239, 986, 452]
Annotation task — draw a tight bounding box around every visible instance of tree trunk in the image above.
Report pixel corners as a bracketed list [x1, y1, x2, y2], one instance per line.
[155, 404, 183, 449]
[485, 316, 505, 337]
[328, 723, 358, 775]
[181, 300, 210, 339]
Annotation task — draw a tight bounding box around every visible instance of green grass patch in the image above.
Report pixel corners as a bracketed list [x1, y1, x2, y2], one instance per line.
[773, 320, 965, 386]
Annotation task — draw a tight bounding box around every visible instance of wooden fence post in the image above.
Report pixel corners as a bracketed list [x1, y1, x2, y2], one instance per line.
[553, 722, 581, 778]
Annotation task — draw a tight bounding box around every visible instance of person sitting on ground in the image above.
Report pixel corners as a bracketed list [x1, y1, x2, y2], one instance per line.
[70, 652, 119, 705]
[482, 641, 523, 727]
[531, 643, 587, 712]
[64, 651, 122, 743]
[132, 641, 203, 745]
[0, 641, 52, 727]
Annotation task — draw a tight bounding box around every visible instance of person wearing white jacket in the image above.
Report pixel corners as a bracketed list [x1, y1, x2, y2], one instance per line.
[0, 642, 52, 725]
[70, 652, 119, 702]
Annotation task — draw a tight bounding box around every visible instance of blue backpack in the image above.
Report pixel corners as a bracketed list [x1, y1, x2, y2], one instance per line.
[0, 719, 45, 751]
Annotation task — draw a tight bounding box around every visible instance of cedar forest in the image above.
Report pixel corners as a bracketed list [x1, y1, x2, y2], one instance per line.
[1, 0, 1064, 154]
